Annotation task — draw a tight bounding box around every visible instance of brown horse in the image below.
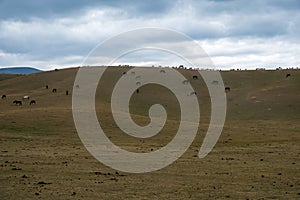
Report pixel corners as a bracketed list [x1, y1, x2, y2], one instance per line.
[13, 100, 22, 106]
[29, 100, 36, 105]
[225, 87, 231, 93]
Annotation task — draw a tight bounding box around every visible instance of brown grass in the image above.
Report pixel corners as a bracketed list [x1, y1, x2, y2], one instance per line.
[0, 67, 299, 199]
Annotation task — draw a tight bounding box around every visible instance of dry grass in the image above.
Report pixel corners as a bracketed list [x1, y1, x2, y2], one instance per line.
[0, 67, 299, 199]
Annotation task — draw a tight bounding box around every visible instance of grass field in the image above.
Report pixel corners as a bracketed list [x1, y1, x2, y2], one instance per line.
[0, 67, 299, 199]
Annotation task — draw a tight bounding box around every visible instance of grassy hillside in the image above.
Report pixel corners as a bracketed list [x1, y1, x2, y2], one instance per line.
[0, 67, 299, 199]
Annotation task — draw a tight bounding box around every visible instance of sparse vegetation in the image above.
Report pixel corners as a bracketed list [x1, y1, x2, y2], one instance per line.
[0, 67, 299, 199]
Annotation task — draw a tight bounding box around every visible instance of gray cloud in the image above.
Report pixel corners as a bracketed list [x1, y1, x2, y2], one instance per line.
[0, 0, 172, 20]
[0, 0, 299, 69]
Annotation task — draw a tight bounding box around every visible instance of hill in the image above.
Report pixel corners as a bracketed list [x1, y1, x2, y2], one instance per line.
[0, 66, 42, 74]
[0, 67, 299, 199]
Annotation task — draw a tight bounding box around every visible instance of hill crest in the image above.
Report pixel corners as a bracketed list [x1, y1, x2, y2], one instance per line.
[0, 67, 42, 74]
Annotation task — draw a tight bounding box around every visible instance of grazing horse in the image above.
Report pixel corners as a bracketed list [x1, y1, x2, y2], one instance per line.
[136, 89, 140, 93]
[23, 96, 29, 100]
[52, 88, 57, 93]
[225, 87, 231, 93]
[66, 90, 69, 95]
[13, 100, 22, 106]
[189, 91, 197, 96]
[45, 85, 49, 89]
[29, 100, 36, 105]
[160, 69, 166, 73]
[182, 80, 189, 85]
[212, 80, 219, 85]
[192, 75, 198, 80]
[1, 95, 6, 99]
[286, 73, 291, 78]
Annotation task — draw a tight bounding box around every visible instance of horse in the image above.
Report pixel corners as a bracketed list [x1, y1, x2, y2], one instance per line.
[160, 69, 166, 73]
[189, 91, 197, 96]
[1, 95, 6, 99]
[286, 73, 291, 78]
[225, 87, 231, 93]
[29, 100, 36, 105]
[136, 89, 140, 93]
[52, 88, 57, 93]
[66, 90, 69, 95]
[45, 85, 49, 89]
[23, 96, 29, 100]
[182, 80, 189, 85]
[192, 75, 198, 80]
[212, 80, 219, 85]
[13, 100, 22, 106]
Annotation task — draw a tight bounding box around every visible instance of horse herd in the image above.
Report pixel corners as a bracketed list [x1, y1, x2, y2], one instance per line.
[1, 84, 70, 106]
[0, 70, 293, 108]
[125, 71, 232, 95]
[1, 72, 231, 107]
[1, 94, 38, 106]
[11, 97, 36, 106]
[1, 70, 292, 107]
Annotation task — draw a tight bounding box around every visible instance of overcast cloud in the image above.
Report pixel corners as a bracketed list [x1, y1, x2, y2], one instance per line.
[0, 0, 299, 70]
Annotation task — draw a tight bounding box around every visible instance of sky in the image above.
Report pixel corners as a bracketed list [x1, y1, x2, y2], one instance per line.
[0, 0, 299, 70]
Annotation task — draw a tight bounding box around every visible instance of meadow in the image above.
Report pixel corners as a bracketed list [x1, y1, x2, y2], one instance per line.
[0, 67, 299, 199]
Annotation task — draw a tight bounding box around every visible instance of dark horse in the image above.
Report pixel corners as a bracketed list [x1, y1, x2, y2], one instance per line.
[29, 100, 36, 105]
[225, 87, 231, 93]
[52, 88, 57, 93]
[192, 75, 198, 80]
[286, 73, 291, 78]
[13, 100, 22, 106]
[189, 91, 197, 96]
[1, 95, 6, 99]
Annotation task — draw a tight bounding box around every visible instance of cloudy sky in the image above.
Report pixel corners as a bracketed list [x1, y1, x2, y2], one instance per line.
[0, 0, 299, 70]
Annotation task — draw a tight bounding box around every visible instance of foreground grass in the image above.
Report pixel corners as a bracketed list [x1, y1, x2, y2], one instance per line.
[0, 67, 299, 199]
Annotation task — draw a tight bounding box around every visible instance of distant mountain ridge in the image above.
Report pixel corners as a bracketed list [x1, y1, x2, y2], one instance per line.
[0, 67, 42, 74]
